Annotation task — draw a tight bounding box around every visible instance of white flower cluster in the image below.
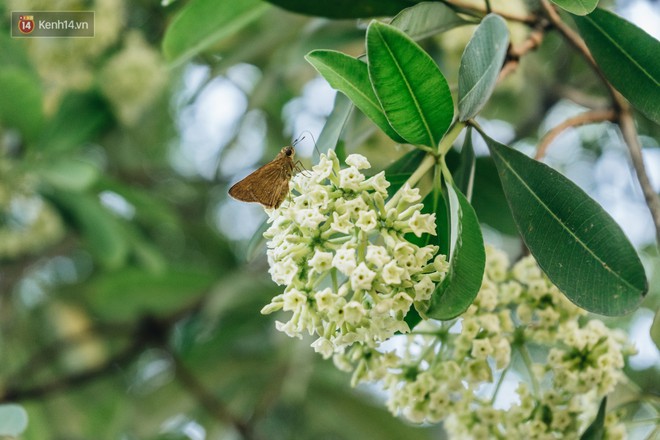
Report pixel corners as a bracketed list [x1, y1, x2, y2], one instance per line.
[261, 150, 448, 358]
[337, 247, 633, 439]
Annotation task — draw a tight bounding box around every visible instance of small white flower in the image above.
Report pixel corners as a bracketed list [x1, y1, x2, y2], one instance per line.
[311, 337, 335, 358]
[363, 171, 390, 195]
[350, 262, 376, 291]
[330, 211, 353, 234]
[283, 288, 307, 312]
[413, 276, 435, 301]
[315, 288, 337, 312]
[356, 210, 378, 232]
[338, 166, 365, 191]
[295, 208, 326, 229]
[269, 258, 298, 285]
[345, 153, 371, 170]
[308, 250, 333, 274]
[343, 301, 366, 324]
[408, 210, 436, 237]
[381, 260, 405, 285]
[399, 183, 421, 203]
[333, 246, 357, 275]
[366, 245, 391, 268]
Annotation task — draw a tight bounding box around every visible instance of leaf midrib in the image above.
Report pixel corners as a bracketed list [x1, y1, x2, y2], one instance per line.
[374, 26, 436, 147]
[493, 147, 638, 293]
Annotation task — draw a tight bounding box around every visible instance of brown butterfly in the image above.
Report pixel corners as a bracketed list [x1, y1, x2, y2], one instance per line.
[228, 146, 297, 209]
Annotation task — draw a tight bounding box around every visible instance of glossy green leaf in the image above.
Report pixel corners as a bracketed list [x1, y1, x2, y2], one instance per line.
[52, 192, 130, 270]
[366, 21, 454, 147]
[264, 0, 411, 18]
[390, 2, 469, 40]
[306, 50, 405, 143]
[574, 9, 660, 123]
[458, 14, 510, 121]
[551, 0, 598, 15]
[580, 397, 606, 439]
[484, 135, 647, 315]
[162, 0, 269, 64]
[86, 269, 215, 321]
[0, 68, 43, 141]
[428, 180, 485, 320]
[0, 404, 28, 436]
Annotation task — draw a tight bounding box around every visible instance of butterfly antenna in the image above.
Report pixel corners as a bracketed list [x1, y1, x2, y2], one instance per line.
[295, 130, 321, 157]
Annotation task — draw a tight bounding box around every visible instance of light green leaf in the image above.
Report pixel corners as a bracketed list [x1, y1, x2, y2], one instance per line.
[390, 2, 469, 40]
[367, 21, 454, 147]
[580, 397, 607, 439]
[0, 404, 28, 436]
[427, 179, 485, 320]
[651, 309, 660, 351]
[458, 14, 510, 121]
[34, 158, 99, 191]
[0, 67, 43, 141]
[454, 127, 476, 197]
[306, 50, 405, 143]
[162, 0, 269, 65]
[551, 0, 598, 15]
[316, 92, 353, 154]
[484, 134, 647, 315]
[574, 8, 660, 123]
[263, 0, 411, 18]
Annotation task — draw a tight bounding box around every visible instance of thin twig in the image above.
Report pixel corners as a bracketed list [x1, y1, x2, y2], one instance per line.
[498, 25, 547, 83]
[445, 0, 538, 24]
[535, 109, 617, 160]
[541, 0, 660, 244]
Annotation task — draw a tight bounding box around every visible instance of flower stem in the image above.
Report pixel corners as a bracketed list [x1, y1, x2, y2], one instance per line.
[518, 345, 540, 397]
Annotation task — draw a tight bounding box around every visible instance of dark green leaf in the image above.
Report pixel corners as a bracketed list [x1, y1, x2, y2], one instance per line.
[390, 2, 469, 40]
[33, 158, 99, 192]
[0, 404, 28, 436]
[0, 67, 43, 140]
[162, 0, 269, 64]
[86, 269, 215, 321]
[484, 134, 647, 315]
[458, 14, 510, 121]
[38, 91, 112, 152]
[306, 50, 405, 143]
[427, 180, 485, 320]
[551, 0, 598, 15]
[471, 157, 518, 236]
[454, 127, 475, 196]
[574, 9, 660, 123]
[264, 0, 412, 18]
[382, 149, 427, 195]
[51, 192, 130, 270]
[367, 21, 454, 147]
[580, 397, 606, 439]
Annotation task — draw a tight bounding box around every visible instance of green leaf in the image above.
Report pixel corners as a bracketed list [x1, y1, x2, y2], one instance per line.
[366, 21, 454, 147]
[580, 397, 606, 439]
[551, 0, 598, 15]
[484, 134, 647, 315]
[458, 14, 510, 121]
[471, 157, 518, 236]
[574, 9, 660, 124]
[382, 149, 427, 195]
[33, 158, 99, 192]
[390, 2, 469, 40]
[51, 192, 130, 270]
[86, 268, 215, 321]
[454, 127, 476, 196]
[651, 309, 660, 352]
[316, 92, 353, 155]
[306, 50, 405, 143]
[427, 180, 485, 320]
[0, 67, 43, 140]
[263, 0, 412, 18]
[38, 91, 112, 152]
[162, 0, 269, 64]
[0, 404, 28, 436]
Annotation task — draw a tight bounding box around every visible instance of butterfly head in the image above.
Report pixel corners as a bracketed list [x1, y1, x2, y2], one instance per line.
[282, 146, 295, 158]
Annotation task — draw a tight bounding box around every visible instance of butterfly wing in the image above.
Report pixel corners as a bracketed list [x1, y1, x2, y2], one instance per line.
[229, 156, 294, 209]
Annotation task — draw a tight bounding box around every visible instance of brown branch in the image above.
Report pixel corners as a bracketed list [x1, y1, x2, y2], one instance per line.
[535, 109, 617, 160]
[498, 25, 548, 83]
[173, 356, 258, 440]
[541, 0, 660, 244]
[445, 0, 538, 24]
